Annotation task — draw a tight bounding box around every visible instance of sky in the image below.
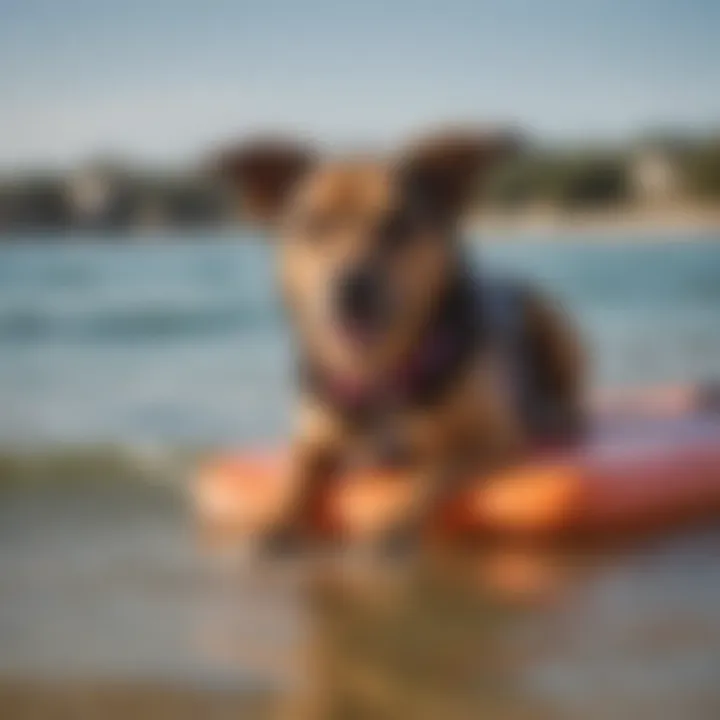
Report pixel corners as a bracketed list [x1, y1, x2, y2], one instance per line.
[1, 0, 718, 168]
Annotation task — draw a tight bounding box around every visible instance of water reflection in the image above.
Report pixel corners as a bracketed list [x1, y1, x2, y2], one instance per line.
[1, 479, 720, 719]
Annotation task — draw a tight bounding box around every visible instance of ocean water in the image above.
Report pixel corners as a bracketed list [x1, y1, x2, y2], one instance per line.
[2, 230, 720, 716]
[1, 230, 719, 446]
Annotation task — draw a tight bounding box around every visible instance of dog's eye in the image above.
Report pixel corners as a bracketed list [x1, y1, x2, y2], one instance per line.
[378, 212, 414, 251]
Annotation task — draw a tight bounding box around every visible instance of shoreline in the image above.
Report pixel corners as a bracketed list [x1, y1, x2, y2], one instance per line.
[2, 206, 720, 244]
[470, 203, 720, 240]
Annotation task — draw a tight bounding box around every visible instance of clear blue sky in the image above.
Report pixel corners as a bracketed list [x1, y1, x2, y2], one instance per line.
[1, 0, 718, 167]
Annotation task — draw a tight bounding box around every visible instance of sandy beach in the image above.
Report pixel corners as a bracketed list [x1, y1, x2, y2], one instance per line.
[471, 203, 720, 239]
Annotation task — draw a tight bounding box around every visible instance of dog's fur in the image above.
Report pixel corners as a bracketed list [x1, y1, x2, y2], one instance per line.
[221, 130, 585, 543]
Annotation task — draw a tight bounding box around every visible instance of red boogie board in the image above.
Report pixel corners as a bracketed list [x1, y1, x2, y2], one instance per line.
[194, 387, 720, 542]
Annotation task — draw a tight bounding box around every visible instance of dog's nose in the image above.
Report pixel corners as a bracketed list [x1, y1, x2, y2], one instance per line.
[335, 268, 380, 324]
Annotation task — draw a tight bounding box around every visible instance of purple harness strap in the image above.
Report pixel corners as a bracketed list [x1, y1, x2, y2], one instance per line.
[303, 274, 528, 422]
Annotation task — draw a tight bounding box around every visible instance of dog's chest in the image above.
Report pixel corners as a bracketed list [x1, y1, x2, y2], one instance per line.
[345, 408, 419, 469]
[341, 351, 518, 471]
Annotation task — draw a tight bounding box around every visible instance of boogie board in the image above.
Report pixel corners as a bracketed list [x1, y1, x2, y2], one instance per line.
[194, 385, 720, 542]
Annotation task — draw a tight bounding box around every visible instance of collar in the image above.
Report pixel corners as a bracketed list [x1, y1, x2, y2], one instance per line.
[300, 272, 484, 423]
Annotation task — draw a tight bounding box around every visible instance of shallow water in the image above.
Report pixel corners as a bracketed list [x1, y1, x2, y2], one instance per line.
[1, 231, 719, 445]
[2, 476, 720, 719]
[1, 231, 720, 717]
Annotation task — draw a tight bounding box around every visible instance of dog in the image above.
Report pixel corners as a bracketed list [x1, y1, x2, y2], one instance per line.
[219, 129, 585, 545]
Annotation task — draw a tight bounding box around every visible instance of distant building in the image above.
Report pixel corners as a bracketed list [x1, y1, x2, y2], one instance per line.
[630, 146, 683, 204]
[66, 166, 115, 223]
[64, 162, 136, 228]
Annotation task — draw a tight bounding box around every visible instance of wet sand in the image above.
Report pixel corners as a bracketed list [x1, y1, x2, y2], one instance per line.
[471, 204, 720, 239]
[1, 471, 720, 719]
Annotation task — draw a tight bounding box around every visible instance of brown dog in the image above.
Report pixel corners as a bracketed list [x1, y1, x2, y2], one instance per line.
[220, 130, 585, 545]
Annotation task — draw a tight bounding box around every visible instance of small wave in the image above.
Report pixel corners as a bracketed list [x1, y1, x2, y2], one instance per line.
[0, 303, 281, 343]
[0, 444, 200, 486]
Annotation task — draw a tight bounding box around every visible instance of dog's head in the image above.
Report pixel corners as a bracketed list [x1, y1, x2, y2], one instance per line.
[220, 130, 514, 379]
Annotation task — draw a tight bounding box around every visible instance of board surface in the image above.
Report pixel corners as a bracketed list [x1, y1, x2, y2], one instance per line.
[194, 404, 720, 541]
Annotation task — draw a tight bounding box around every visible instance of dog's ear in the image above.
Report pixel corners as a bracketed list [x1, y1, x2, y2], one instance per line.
[217, 138, 316, 225]
[399, 128, 519, 222]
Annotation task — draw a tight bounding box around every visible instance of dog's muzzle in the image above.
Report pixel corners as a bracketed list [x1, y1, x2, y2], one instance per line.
[334, 267, 384, 329]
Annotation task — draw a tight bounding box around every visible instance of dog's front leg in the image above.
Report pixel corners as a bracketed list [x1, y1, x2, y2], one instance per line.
[262, 439, 339, 552]
[378, 420, 526, 552]
[371, 452, 471, 554]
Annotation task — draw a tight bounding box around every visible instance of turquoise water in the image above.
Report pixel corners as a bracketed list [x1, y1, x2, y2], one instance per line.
[2, 230, 720, 716]
[1, 230, 720, 446]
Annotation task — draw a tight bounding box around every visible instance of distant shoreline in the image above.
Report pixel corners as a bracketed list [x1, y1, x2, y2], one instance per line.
[471, 203, 720, 240]
[2, 206, 719, 243]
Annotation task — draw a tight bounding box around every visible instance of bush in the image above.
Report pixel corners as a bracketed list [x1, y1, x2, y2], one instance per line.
[552, 154, 628, 209]
[482, 151, 629, 209]
[683, 141, 720, 199]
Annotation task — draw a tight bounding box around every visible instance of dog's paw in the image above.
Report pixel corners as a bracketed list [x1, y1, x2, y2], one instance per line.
[371, 517, 424, 559]
[258, 521, 317, 557]
[256, 523, 299, 556]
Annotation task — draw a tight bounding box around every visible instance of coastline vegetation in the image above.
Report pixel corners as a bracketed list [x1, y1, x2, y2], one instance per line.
[1, 131, 718, 237]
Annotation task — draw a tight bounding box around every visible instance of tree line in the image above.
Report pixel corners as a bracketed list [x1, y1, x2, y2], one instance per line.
[1, 133, 718, 235]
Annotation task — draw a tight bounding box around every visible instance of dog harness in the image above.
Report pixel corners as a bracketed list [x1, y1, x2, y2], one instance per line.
[300, 270, 531, 430]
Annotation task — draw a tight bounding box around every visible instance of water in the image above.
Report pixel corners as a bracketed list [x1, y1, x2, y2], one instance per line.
[1, 230, 719, 446]
[1, 230, 720, 718]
